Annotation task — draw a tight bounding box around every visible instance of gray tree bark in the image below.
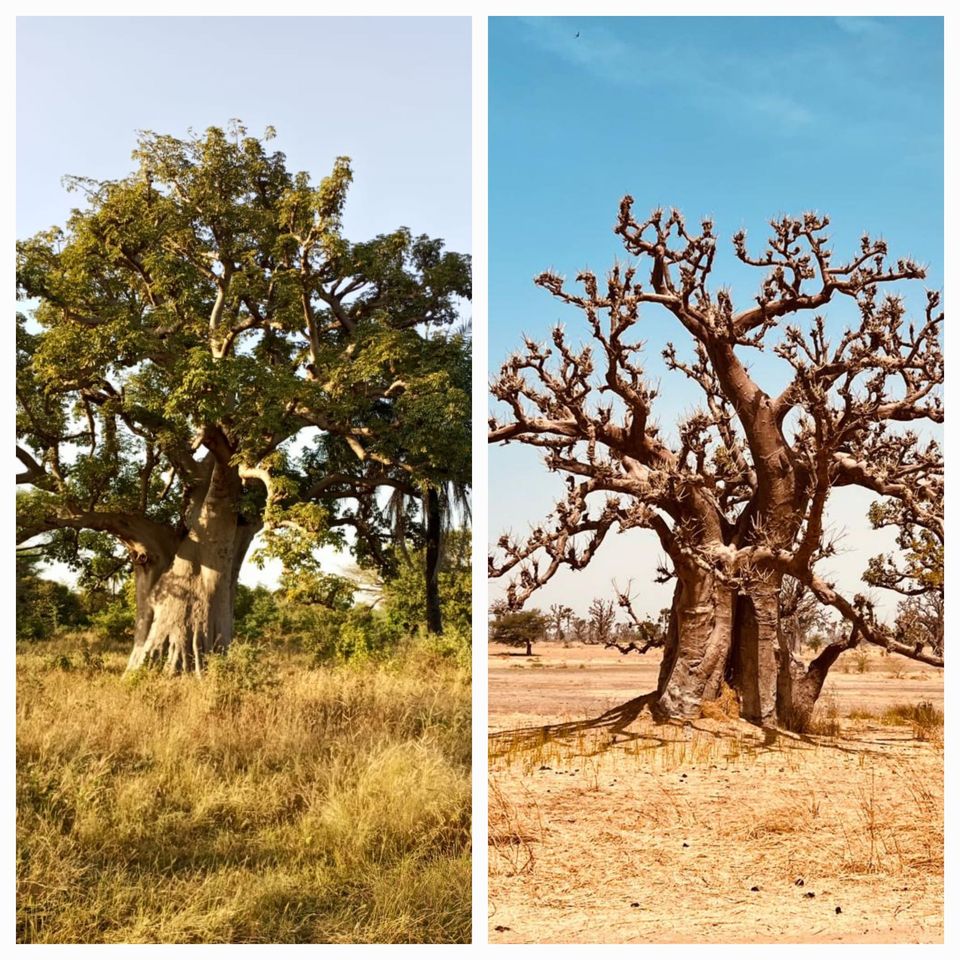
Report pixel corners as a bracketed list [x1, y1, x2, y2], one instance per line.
[126, 462, 260, 673]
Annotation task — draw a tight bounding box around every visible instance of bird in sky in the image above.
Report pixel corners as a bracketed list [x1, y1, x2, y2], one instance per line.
[575, 31, 580, 38]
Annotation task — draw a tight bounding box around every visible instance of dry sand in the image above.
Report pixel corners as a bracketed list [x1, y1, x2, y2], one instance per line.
[488, 644, 943, 944]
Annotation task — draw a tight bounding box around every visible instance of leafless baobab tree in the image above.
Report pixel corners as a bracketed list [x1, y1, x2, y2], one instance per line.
[490, 200, 942, 731]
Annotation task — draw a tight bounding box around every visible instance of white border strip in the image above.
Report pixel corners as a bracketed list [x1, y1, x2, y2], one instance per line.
[471, 11, 490, 949]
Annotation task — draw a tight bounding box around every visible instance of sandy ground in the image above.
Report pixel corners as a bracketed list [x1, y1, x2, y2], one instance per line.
[488, 644, 943, 944]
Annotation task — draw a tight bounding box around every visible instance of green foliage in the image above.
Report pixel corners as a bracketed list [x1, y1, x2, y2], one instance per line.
[234, 585, 281, 642]
[865, 498, 943, 595]
[489, 609, 547, 654]
[382, 530, 472, 635]
[204, 641, 279, 709]
[16, 555, 85, 641]
[289, 606, 349, 662]
[334, 607, 401, 662]
[17, 121, 471, 605]
[287, 605, 401, 664]
[414, 624, 472, 671]
[277, 568, 355, 610]
[90, 602, 135, 646]
[234, 580, 399, 664]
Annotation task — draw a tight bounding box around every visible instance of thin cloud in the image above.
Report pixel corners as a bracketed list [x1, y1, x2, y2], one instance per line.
[516, 16, 819, 134]
[833, 16, 886, 38]
[744, 91, 815, 131]
[516, 16, 639, 87]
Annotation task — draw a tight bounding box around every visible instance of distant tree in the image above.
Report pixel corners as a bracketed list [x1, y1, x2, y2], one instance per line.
[805, 634, 824, 654]
[582, 590, 668, 655]
[547, 603, 574, 642]
[17, 121, 470, 673]
[586, 598, 616, 646]
[382, 528, 472, 636]
[421, 477, 471, 636]
[383, 340, 471, 636]
[89, 578, 137, 646]
[779, 577, 831, 655]
[16, 553, 85, 640]
[894, 593, 943, 659]
[490, 609, 547, 656]
[569, 616, 589, 645]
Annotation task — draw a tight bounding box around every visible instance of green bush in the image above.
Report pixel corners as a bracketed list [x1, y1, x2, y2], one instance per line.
[235, 585, 281, 642]
[90, 599, 135, 646]
[294, 606, 347, 662]
[416, 624, 472, 670]
[335, 606, 401, 662]
[16, 559, 86, 641]
[205, 640, 279, 708]
[381, 535, 471, 636]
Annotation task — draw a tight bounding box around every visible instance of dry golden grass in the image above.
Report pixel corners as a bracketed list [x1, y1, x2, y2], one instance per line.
[17, 637, 471, 944]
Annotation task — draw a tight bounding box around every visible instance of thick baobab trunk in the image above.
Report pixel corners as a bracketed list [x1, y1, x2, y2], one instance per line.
[126, 464, 259, 674]
[651, 569, 736, 720]
[652, 568, 840, 731]
[424, 485, 443, 635]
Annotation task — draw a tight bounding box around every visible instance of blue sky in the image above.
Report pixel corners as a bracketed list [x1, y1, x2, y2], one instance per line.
[489, 16, 943, 619]
[17, 16, 471, 587]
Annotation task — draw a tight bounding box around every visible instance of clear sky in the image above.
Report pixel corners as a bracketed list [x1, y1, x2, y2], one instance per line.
[17, 15, 471, 587]
[488, 16, 943, 621]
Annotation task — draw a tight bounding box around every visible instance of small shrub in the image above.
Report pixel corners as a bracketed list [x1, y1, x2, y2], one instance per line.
[298, 607, 348, 663]
[335, 607, 401, 662]
[44, 653, 74, 672]
[90, 600, 135, 646]
[205, 640, 278, 708]
[415, 625, 472, 670]
[884, 700, 943, 740]
[234, 586, 281, 642]
[78, 639, 104, 673]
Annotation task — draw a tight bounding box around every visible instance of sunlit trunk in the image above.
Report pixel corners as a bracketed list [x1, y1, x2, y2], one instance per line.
[126, 463, 259, 674]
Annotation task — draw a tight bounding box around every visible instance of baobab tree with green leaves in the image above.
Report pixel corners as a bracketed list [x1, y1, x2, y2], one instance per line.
[17, 121, 471, 673]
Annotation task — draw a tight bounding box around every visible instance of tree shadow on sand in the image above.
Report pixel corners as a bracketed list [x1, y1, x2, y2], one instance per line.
[489, 692, 903, 761]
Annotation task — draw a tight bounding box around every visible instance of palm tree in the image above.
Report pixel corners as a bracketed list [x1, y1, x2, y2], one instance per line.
[424, 479, 471, 634]
[388, 478, 470, 635]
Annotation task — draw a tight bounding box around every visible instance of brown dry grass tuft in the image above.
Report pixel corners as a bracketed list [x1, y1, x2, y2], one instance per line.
[699, 682, 741, 721]
[488, 779, 542, 877]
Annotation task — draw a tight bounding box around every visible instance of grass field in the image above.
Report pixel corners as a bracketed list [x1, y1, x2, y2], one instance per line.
[17, 637, 471, 944]
[489, 644, 943, 944]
